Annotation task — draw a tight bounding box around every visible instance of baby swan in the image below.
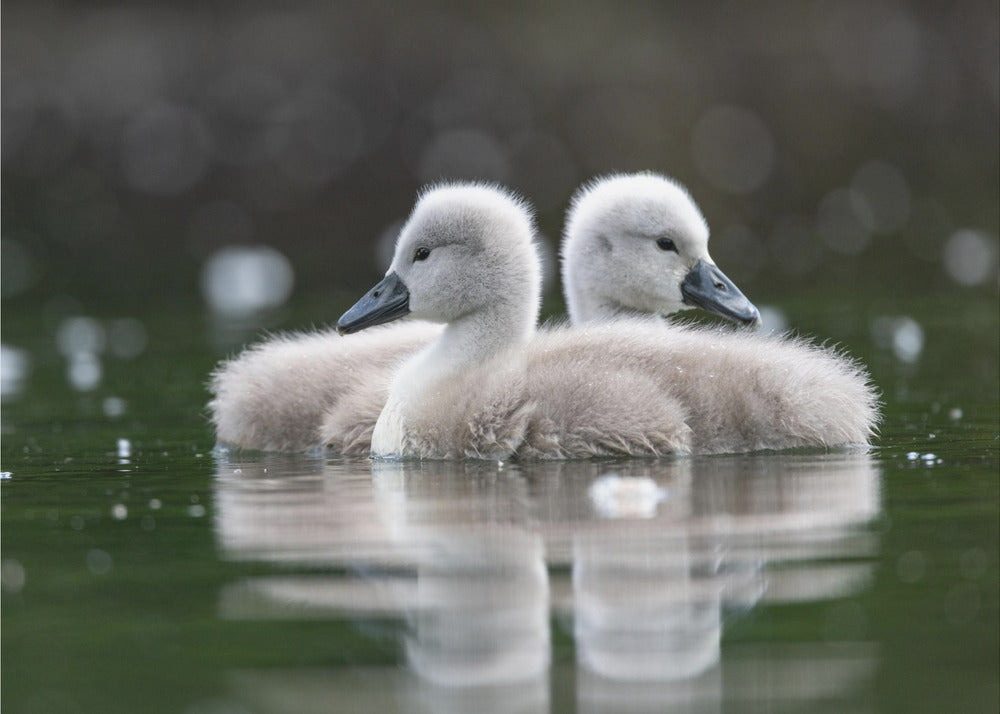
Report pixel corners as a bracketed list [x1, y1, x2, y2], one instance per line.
[543, 173, 877, 454]
[337, 183, 544, 459]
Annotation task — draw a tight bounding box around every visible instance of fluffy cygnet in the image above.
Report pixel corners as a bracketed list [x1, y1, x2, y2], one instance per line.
[211, 174, 876, 457]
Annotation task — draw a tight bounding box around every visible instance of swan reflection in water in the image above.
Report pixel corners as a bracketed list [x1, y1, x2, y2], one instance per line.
[213, 452, 880, 712]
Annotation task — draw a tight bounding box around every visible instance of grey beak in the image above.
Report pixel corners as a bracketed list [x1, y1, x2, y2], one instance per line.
[337, 271, 411, 335]
[681, 260, 761, 327]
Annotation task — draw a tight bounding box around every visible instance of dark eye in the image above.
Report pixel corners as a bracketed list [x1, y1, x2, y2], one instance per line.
[413, 246, 431, 262]
[656, 236, 678, 252]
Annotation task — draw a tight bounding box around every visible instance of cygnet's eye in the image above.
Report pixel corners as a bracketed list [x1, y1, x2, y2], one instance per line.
[413, 246, 431, 262]
[656, 236, 678, 253]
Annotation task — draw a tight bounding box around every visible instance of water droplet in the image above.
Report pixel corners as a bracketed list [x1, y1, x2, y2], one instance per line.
[948, 407, 963, 421]
[906, 452, 920, 460]
[117, 439, 132, 459]
[149, 498, 162, 510]
[111, 504, 128, 520]
[188, 504, 206, 518]
[0, 471, 12, 480]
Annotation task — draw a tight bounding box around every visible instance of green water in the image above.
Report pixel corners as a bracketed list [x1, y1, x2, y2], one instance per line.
[2, 292, 997, 714]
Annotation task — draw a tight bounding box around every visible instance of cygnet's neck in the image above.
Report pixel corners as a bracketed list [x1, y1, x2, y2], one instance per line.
[566, 285, 668, 325]
[407, 299, 535, 384]
[372, 297, 537, 457]
[443, 303, 534, 361]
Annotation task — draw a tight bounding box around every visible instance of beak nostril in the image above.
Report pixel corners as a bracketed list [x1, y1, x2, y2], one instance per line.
[714, 282, 726, 290]
[372, 290, 381, 298]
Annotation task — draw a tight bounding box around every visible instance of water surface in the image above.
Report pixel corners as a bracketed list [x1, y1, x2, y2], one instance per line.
[2, 295, 997, 713]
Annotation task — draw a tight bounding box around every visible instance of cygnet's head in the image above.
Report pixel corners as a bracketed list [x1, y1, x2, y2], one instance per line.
[562, 172, 759, 326]
[338, 183, 541, 335]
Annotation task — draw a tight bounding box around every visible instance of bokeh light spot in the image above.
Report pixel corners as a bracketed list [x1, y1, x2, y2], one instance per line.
[200, 246, 295, 317]
[56, 317, 106, 357]
[942, 229, 998, 286]
[1, 344, 31, 400]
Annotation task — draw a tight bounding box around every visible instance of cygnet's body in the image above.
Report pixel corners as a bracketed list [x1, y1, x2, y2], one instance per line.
[333, 183, 877, 459]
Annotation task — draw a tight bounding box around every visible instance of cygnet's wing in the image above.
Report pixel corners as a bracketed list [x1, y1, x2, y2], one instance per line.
[660, 324, 878, 453]
[525, 319, 878, 455]
[209, 321, 440, 452]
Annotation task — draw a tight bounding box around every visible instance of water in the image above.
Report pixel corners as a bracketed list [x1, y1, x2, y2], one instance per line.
[2, 295, 997, 713]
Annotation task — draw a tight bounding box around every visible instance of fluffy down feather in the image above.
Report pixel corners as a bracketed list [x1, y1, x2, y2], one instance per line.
[209, 321, 439, 451]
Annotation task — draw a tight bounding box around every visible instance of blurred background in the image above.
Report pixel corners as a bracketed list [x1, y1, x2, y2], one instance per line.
[3, 6, 998, 713]
[3, 0, 998, 322]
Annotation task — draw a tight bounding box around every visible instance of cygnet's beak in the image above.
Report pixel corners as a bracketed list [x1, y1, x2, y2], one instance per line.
[681, 260, 761, 328]
[337, 271, 411, 335]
